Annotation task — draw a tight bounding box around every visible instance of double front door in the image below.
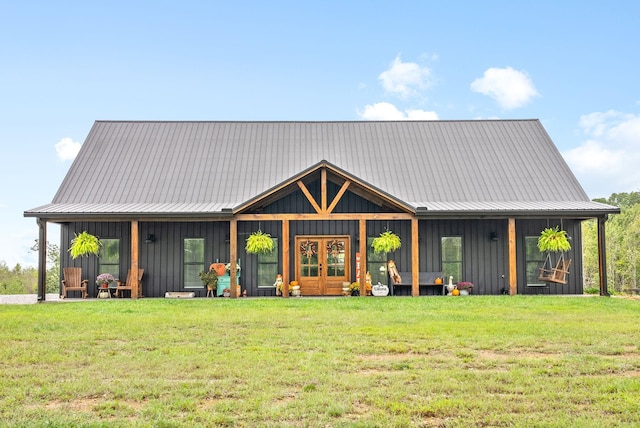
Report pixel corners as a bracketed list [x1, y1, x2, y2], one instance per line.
[295, 236, 350, 296]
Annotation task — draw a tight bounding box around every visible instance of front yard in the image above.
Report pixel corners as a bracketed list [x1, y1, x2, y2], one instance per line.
[1, 296, 639, 426]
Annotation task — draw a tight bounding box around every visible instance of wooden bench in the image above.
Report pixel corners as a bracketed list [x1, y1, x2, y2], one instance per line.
[392, 271, 444, 296]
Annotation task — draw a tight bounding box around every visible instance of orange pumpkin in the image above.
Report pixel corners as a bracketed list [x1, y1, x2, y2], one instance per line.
[452, 289, 460, 296]
[290, 280, 299, 287]
[210, 263, 227, 276]
[434, 277, 443, 285]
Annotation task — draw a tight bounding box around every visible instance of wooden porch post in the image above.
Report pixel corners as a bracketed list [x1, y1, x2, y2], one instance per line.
[597, 215, 610, 297]
[282, 219, 290, 298]
[411, 217, 419, 297]
[359, 219, 367, 297]
[230, 218, 238, 298]
[37, 219, 47, 302]
[508, 218, 517, 295]
[131, 220, 140, 299]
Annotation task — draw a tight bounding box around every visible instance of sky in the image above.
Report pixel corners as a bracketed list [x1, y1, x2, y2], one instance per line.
[1, 1, 639, 269]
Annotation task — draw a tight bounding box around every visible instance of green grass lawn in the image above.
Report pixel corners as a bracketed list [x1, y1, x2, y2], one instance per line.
[1, 296, 639, 427]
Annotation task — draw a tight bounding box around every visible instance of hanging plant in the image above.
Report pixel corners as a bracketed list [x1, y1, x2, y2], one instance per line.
[245, 230, 275, 255]
[68, 231, 102, 259]
[371, 230, 401, 254]
[537, 226, 571, 253]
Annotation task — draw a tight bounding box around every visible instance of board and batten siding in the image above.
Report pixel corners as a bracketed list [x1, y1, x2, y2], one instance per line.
[60, 215, 583, 297]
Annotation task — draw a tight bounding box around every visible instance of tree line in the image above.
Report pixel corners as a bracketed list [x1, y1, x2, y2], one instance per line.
[583, 192, 640, 293]
[0, 242, 60, 295]
[2, 193, 638, 295]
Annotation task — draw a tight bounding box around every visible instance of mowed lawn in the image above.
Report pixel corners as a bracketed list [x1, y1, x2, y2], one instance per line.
[1, 296, 639, 427]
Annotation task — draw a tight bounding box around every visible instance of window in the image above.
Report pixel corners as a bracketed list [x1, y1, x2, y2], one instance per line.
[367, 237, 388, 285]
[184, 238, 205, 289]
[99, 239, 120, 279]
[441, 236, 462, 283]
[299, 239, 319, 277]
[257, 238, 278, 287]
[325, 239, 346, 277]
[525, 236, 546, 286]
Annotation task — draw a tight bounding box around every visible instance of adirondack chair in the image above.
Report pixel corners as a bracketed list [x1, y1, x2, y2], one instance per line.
[114, 269, 144, 298]
[61, 267, 88, 299]
[538, 258, 572, 284]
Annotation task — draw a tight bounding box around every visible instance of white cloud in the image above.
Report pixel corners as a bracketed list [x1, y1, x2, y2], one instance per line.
[55, 137, 81, 161]
[563, 111, 640, 197]
[379, 55, 433, 99]
[358, 102, 438, 121]
[470, 67, 539, 109]
[577, 110, 621, 137]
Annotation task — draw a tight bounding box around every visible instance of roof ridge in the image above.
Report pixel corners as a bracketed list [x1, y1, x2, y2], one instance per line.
[93, 119, 541, 124]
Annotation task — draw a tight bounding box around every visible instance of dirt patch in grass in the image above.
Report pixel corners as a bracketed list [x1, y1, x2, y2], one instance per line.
[360, 353, 413, 361]
[39, 398, 145, 412]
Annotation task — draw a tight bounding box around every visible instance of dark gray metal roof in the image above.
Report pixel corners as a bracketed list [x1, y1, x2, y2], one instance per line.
[25, 120, 619, 218]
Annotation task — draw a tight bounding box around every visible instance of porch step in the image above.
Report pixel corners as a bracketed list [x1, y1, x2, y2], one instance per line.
[164, 292, 196, 299]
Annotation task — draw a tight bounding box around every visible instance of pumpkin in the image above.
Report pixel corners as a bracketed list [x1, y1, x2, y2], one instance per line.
[434, 277, 443, 285]
[452, 289, 460, 296]
[290, 280, 299, 287]
[210, 263, 227, 276]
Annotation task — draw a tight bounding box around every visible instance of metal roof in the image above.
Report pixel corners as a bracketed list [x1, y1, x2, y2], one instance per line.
[25, 120, 619, 218]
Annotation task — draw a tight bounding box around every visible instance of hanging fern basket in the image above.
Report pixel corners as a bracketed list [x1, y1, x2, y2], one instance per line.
[537, 226, 571, 253]
[371, 230, 402, 254]
[68, 231, 102, 259]
[245, 230, 275, 255]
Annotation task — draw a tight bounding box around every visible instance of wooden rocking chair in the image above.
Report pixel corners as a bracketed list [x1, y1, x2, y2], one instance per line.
[115, 269, 144, 298]
[538, 256, 572, 285]
[61, 267, 88, 299]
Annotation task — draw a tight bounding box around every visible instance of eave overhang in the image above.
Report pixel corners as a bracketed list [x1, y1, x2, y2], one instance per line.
[413, 201, 620, 219]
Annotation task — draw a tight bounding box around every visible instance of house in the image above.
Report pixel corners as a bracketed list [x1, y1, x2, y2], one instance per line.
[25, 120, 619, 300]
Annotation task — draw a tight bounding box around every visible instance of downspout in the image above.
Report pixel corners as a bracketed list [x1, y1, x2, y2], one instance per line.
[597, 215, 610, 297]
[37, 218, 47, 302]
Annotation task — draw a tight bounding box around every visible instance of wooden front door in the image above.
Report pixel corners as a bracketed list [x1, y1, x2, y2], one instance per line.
[296, 236, 350, 296]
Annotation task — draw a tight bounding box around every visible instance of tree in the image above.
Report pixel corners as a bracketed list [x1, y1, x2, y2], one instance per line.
[31, 240, 61, 294]
[583, 192, 640, 293]
[0, 261, 38, 294]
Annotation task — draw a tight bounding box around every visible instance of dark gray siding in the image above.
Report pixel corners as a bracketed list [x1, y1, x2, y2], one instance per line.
[516, 219, 582, 295]
[60, 222, 130, 298]
[60, 215, 583, 298]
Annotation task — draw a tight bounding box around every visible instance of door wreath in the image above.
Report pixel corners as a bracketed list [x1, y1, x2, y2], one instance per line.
[300, 240, 317, 258]
[326, 239, 344, 257]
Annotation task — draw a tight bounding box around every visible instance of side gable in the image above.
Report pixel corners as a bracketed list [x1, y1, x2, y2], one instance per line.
[25, 120, 620, 219]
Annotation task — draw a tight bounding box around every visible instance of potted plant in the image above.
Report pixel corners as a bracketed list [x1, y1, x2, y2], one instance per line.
[96, 273, 115, 289]
[349, 281, 360, 296]
[537, 226, 571, 253]
[456, 281, 474, 295]
[245, 230, 275, 254]
[199, 269, 219, 291]
[68, 231, 102, 259]
[371, 230, 401, 254]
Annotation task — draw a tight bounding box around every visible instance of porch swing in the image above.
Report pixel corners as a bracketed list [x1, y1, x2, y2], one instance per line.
[537, 222, 572, 285]
[538, 252, 572, 284]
